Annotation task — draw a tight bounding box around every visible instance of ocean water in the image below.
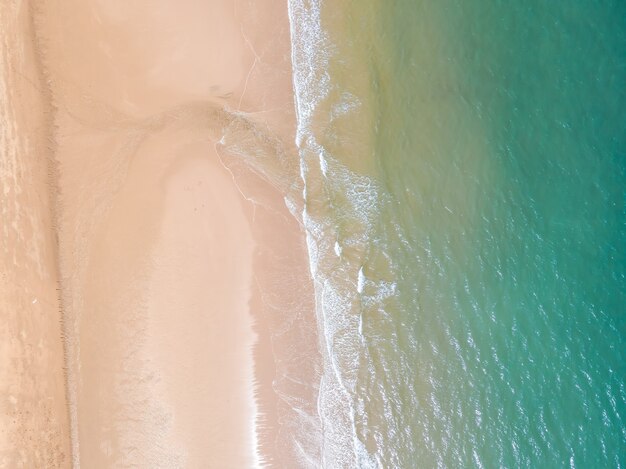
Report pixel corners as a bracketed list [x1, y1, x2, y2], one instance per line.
[288, 0, 626, 467]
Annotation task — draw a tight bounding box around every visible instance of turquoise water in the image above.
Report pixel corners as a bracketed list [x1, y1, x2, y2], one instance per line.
[289, 0, 625, 466]
[378, 2, 626, 466]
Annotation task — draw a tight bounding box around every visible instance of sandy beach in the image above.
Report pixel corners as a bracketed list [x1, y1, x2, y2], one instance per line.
[2, 0, 319, 467]
[0, 1, 71, 466]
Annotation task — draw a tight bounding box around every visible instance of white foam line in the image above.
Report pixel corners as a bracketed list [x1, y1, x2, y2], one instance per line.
[287, 1, 383, 466]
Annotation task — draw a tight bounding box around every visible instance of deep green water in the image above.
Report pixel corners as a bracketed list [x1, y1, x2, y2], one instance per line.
[289, 0, 625, 466]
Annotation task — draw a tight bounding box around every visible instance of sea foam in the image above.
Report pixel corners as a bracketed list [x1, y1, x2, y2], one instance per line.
[287, 1, 403, 466]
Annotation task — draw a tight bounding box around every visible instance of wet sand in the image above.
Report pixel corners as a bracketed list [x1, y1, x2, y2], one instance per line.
[2, 0, 319, 467]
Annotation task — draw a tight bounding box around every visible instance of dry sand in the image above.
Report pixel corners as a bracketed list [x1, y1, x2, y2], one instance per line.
[0, 0, 319, 467]
[0, 1, 71, 467]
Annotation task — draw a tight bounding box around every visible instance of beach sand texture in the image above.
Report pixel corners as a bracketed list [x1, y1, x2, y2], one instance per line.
[1, 1, 71, 467]
[2, 0, 318, 467]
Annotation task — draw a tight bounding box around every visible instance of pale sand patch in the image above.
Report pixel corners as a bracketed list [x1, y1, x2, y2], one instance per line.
[145, 150, 257, 467]
[73, 126, 257, 467]
[0, 1, 71, 466]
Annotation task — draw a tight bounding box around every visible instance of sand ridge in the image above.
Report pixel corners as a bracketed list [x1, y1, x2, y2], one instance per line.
[0, 1, 71, 466]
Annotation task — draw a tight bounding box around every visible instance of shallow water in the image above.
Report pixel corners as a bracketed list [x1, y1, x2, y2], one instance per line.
[288, 0, 626, 466]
